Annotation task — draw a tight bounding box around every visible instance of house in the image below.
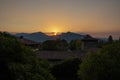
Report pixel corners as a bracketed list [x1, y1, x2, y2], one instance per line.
[81, 35, 99, 50]
[17, 36, 40, 48]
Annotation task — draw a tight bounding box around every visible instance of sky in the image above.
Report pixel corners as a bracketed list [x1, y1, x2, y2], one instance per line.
[0, 0, 120, 38]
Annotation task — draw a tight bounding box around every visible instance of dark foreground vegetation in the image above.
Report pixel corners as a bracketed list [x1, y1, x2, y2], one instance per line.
[51, 58, 82, 80]
[78, 41, 120, 80]
[41, 39, 82, 51]
[0, 32, 55, 80]
[0, 32, 120, 80]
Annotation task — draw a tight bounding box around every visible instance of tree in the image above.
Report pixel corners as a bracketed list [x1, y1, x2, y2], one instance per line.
[78, 42, 120, 80]
[42, 40, 57, 50]
[51, 58, 81, 80]
[76, 40, 82, 50]
[0, 32, 55, 80]
[69, 40, 76, 50]
[69, 39, 82, 50]
[56, 39, 68, 50]
[42, 39, 68, 51]
[119, 37, 120, 42]
[108, 35, 113, 42]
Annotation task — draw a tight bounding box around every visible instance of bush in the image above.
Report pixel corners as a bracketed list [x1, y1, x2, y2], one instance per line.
[42, 39, 68, 51]
[69, 39, 82, 50]
[51, 58, 81, 80]
[42, 40, 57, 50]
[0, 32, 55, 80]
[78, 42, 120, 80]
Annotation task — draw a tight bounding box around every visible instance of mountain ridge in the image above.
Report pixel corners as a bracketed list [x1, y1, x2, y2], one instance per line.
[15, 32, 93, 42]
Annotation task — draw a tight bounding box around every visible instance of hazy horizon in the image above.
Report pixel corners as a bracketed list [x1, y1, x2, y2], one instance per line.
[0, 0, 120, 39]
[1, 31, 118, 40]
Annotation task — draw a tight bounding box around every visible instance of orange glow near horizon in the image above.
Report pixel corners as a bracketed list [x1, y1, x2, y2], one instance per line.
[46, 25, 63, 33]
[54, 32, 57, 36]
[0, 0, 120, 39]
[45, 32, 61, 36]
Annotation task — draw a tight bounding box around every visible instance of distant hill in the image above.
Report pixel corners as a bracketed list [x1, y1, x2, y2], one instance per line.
[57, 32, 85, 42]
[16, 32, 53, 42]
[15, 32, 91, 42]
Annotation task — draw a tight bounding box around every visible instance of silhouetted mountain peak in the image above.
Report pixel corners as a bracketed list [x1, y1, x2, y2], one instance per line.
[15, 32, 93, 42]
[30, 32, 46, 35]
[58, 32, 86, 42]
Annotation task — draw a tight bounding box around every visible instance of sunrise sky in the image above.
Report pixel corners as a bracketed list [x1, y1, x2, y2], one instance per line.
[0, 0, 120, 38]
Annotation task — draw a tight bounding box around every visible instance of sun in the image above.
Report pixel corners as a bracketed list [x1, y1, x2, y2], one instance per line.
[45, 26, 62, 36]
[53, 32, 57, 36]
[51, 28, 59, 35]
[45, 30, 59, 36]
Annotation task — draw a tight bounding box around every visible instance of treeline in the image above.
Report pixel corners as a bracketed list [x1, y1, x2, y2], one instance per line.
[35, 35, 118, 51]
[41, 39, 82, 51]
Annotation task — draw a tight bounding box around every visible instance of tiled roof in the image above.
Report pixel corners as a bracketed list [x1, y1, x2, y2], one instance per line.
[36, 51, 86, 60]
[17, 38, 39, 45]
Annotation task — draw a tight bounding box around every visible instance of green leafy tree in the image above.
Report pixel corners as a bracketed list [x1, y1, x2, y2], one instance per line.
[51, 58, 81, 80]
[76, 40, 82, 50]
[69, 40, 76, 50]
[42, 39, 68, 51]
[69, 39, 82, 50]
[108, 35, 113, 42]
[78, 42, 120, 80]
[0, 32, 55, 80]
[42, 40, 57, 50]
[56, 39, 68, 50]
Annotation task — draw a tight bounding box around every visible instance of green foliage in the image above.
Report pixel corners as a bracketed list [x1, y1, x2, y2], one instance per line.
[0, 32, 55, 80]
[42, 40, 57, 50]
[108, 35, 113, 42]
[78, 42, 120, 80]
[51, 58, 81, 80]
[42, 39, 68, 51]
[69, 39, 82, 50]
[56, 39, 68, 50]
